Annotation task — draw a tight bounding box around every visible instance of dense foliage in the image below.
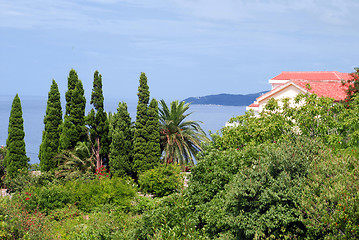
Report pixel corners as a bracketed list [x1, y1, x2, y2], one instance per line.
[3, 68, 359, 239]
[39, 80, 62, 172]
[0, 173, 140, 239]
[4, 94, 29, 178]
[134, 93, 359, 239]
[138, 164, 183, 197]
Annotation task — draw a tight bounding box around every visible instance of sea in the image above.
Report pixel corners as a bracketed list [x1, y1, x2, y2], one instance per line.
[0, 95, 246, 164]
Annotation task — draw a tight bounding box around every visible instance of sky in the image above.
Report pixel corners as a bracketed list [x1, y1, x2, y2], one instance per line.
[1, 0, 359, 102]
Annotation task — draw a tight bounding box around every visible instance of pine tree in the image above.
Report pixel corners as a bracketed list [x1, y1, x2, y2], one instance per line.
[39, 80, 63, 172]
[109, 102, 133, 177]
[5, 94, 29, 177]
[133, 72, 156, 175]
[60, 69, 87, 150]
[146, 98, 161, 164]
[87, 71, 110, 169]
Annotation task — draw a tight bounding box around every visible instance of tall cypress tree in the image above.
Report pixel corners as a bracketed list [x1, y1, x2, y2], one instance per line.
[60, 69, 87, 150]
[87, 71, 110, 169]
[5, 94, 29, 177]
[109, 102, 133, 177]
[39, 80, 63, 172]
[133, 72, 152, 175]
[146, 98, 161, 164]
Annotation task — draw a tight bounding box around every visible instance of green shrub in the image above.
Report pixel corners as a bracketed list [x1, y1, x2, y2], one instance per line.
[0, 195, 50, 239]
[22, 184, 73, 214]
[138, 164, 183, 197]
[4, 170, 58, 194]
[66, 177, 136, 212]
[49, 205, 139, 240]
[136, 193, 208, 240]
[131, 196, 158, 214]
[301, 150, 359, 239]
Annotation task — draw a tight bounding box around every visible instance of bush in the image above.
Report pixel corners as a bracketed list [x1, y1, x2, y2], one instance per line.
[184, 142, 262, 232]
[138, 164, 183, 197]
[184, 137, 325, 239]
[0, 195, 50, 239]
[4, 170, 58, 194]
[131, 196, 158, 214]
[136, 193, 209, 240]
[66, 177, 137, 212]
[21, 184, 73, 214]
[301, 149, 359, 239]
[49, 206, 139, 240]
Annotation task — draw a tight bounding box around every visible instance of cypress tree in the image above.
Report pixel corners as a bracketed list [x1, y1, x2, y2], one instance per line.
[146, 98, 161, 164]
[133, 72, 152, 174]
[65, 69, 78, 115]
[5, 94, 29, 177]
[60, 69, 87, 150]
[39, 80, 63, 172]
[87, 71, 110, 169]
[109, 102, 133, 177]
[72, 80, 87, 142]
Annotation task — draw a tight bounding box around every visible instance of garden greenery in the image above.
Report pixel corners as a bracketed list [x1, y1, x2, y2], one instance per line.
[2, 71, 359, 239]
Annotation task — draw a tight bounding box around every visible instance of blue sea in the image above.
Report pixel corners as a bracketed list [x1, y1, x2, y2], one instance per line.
[0, 95, 246, 164]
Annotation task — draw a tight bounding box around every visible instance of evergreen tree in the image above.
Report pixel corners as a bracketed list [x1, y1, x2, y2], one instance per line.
[65, 69, 78, 115]
[87, 71, 110, 169]
[133, 72, 151, 174]
[5, 94, 29, 177]
[146, 98, 161, 165]
[60, 69, 87, 150]
[39, 80, 63, 171]
[109, 102, 133, 177]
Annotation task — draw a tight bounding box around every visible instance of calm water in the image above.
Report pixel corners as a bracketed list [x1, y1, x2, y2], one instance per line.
[0, 95, 246, 164]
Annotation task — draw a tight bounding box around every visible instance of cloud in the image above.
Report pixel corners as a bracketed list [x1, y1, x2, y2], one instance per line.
[1, 0, 358, 36]
[1, 0, 358, 58]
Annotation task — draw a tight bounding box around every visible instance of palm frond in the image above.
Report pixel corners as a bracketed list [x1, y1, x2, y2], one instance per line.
[159, 100, 209, 166]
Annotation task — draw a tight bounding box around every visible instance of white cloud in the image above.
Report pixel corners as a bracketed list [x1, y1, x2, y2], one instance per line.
[1, 0, 359, 54]
[1, 0, 358, 35]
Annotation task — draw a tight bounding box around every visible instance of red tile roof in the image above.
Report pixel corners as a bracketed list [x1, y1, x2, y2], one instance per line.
[292, 80, 348, 101]
[256, 79, 350, 102]
[248, 71, 353, 110]
[272, 71, 351, 81]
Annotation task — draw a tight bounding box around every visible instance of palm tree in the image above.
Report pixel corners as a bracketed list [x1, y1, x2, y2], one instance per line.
[54, 142, 95, 179]
[159, 100, 209, 166]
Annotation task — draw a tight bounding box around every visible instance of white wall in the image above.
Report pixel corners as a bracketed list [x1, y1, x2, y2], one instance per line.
[258, 85, 304, 112]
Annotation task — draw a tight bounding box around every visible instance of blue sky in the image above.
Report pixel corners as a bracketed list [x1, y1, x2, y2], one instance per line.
[1, 0, 359, 101]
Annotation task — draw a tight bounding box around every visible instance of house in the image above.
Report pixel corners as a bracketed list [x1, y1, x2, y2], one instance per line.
[246, 71, 352, 114]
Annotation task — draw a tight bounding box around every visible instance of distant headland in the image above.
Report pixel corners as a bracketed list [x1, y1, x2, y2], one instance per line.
[182, 91, 268, 106]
